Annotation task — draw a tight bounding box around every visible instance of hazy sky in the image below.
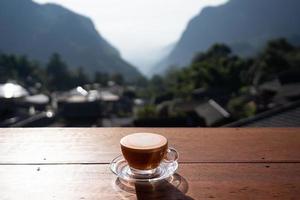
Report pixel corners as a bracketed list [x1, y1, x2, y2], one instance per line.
[33, 0, 227, 71]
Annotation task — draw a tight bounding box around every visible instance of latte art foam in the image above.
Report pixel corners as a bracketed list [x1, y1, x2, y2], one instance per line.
[120, 133, 167, 150]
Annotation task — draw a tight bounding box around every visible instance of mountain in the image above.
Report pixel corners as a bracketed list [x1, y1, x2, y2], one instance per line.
[156, 0, 300, 73]
[142, 42, 175, 76]
[0, 0, 141, 80]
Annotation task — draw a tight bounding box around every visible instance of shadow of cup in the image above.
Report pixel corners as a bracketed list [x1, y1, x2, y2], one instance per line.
[115, 173, 194, 200]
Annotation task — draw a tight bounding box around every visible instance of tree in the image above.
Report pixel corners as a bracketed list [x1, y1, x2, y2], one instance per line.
[72, 66, 90, 86]
[111, 73, 124, 85]
[250, 38, 299, 85]
[133, 76, 148, 88]
[180, 44, 247, 94]
[94, 72, 109, 86]
[0, 54, 18, 82]
[46, 53, 72, 91]
[16, 56, 32, 81]
[148, 75, 166, 96]
[192, 44, 232, 63]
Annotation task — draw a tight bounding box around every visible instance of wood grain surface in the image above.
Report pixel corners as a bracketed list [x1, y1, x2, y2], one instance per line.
[0, 128, 299, 199]
[0, 128, 299, 164]
[0, 163, 299, 200]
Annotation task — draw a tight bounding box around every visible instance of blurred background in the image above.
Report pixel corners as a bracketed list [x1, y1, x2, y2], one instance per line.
[0, 0, 300, 127]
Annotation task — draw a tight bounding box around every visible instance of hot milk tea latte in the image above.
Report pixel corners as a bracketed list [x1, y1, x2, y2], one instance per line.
[120, 133, 168, 170]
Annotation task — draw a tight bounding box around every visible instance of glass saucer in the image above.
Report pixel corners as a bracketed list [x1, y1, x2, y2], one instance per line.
[110, 155, 178, 183]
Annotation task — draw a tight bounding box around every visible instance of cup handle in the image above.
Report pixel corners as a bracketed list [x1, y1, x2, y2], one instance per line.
[164, 147, 179, 163]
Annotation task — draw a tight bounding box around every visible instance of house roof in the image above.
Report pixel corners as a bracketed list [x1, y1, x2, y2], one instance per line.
[24, 94, 49, 104]
[173, 99, 230, 126]
[0, 83, 28, 99]
[195, 100, 230, 126]
[226, 100, 300, 127]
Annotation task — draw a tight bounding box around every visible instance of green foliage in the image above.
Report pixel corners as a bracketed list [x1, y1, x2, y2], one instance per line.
[0, 54, 47, 89]
[133, 76, 148, 88]
[227, 98, 257, 119]
[94, 72, 109, 86]
[1, 38, 299, 124]
[250, 38, 300, 85]
[46, 53, 73, 91]
[145, 75, 167, 98]
[72, 66, 90, 87]
[140, 38, 300, 122]
[0, 53, 97, 92]
[111, 73, 125, 86]
[146, 43, 250, 100]
[192, 44, 232, 63]
[136, 104, 158, 119]
[0, 52, 136, 92]
[187, 44, 250, 93]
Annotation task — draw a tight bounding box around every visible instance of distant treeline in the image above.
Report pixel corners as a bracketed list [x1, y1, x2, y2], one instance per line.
[137, 38, 300, 119]
[0, 53, 126, 91]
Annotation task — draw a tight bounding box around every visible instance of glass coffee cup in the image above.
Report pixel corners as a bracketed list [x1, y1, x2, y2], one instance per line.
[120, 132, 178, 178]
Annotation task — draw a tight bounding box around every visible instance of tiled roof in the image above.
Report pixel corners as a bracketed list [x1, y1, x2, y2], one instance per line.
[226, 100, 300, 127]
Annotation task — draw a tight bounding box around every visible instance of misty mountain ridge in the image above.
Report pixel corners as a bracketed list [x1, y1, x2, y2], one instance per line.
[141, 42, 175, 76]
[0, 0, 141, 80]
[155, 0, 300, 74]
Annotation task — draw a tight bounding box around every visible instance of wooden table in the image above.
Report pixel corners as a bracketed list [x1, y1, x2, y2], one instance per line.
[0, 128, 299, 199]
